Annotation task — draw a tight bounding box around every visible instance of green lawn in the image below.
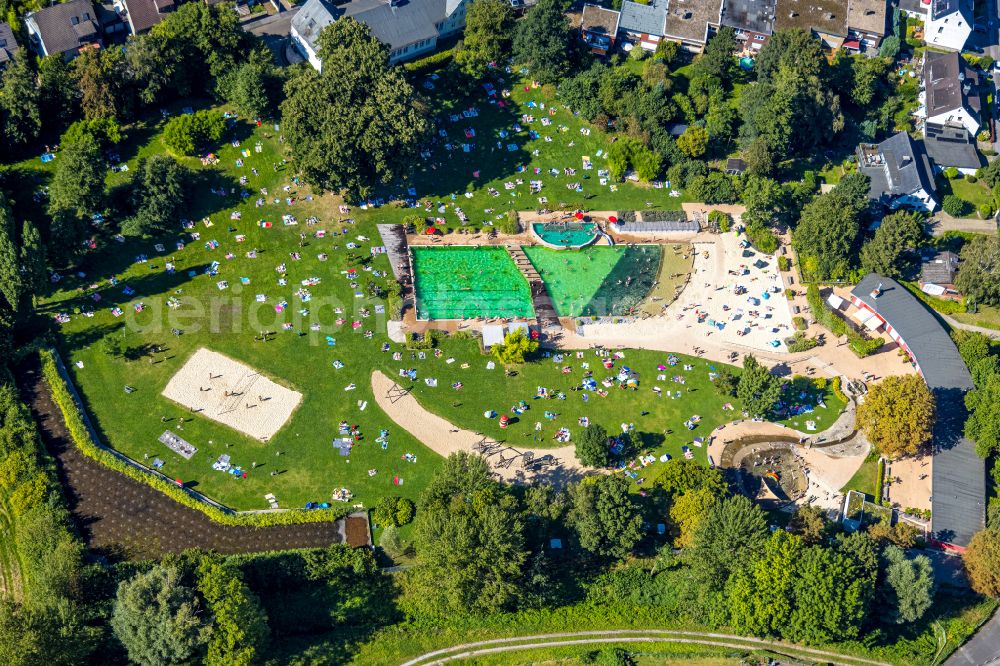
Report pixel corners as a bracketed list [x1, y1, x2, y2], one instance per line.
[28, 72, 845, 512]
[938, 175, 993, 211]
[841, 455, 879, 496]
[951, 304, 1000, 330]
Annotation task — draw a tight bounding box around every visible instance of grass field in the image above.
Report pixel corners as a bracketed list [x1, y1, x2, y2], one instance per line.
[951, 304, 1000, 330]
[24, 69, 845, 512]
[937, 175, 993, 213]
[840, 454, 879, 496]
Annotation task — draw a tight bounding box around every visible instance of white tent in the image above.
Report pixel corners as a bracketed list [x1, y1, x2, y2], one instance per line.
[922, 283, 947, 297]
[864, 316, 883, 332]
[851, 308, 874, 325]
[482, 324, 505, 348]
[507, 322, 530, 338]
[826, 293, 845, 310]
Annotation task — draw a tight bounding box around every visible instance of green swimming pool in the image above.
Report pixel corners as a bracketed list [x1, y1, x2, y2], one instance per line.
[523, 245, 661, 316]
[411, 246, 535, 320]
[532, 222, 598, 247]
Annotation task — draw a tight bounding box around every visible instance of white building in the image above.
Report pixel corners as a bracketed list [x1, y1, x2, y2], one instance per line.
[925, 0, 971, 52]
[857, 132, 938, 213]
[291, 0, 469, 71]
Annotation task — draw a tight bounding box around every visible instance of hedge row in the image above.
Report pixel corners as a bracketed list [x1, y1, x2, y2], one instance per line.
[900, 280, 966, 315]
[403, 48, 455, 77]
[805, 285, 882, 358]
[39, 350, 348, 527]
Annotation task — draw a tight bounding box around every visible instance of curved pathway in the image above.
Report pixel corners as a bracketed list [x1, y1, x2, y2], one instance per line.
[398, 629, 891, 666]
[371, 371, 585, 485]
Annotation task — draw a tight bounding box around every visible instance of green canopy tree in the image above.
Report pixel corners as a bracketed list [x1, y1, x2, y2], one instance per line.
[568, 475, 643, 559]
[197, 558, 270, 666]
[217, 48, 280, 119]
[786, 544, 867, 643]
[111, 565, 210, 666]
[281, 18, 429, 199]
[857, 374, 935, 459]
[121, 155, 192, 237]
[73, 47, 131, 121]
[669, 488, 717, 548]
[879, 545, 934, 624]
[455, 0, 515, 77]
[727, 529, 802, 636]
[512, 0, 574, 84]
[859, 210, 925, 278]
[690, 495, 769, 585]
[575, 423, 611, 467]
[964, 527, 1000, 597]
[967, 373, 1000, 457]
[677, 126, 709, 158]
[48, 134, 106, 221]
[737, 355, 782, 419]
[793, 174, 870, 280]
[491, 328, 539, 366]
[955, 234, 1000, 306]
[38, 55, 78, 132]
[0, 49, 41, 146]
[163, 109, 226, 156]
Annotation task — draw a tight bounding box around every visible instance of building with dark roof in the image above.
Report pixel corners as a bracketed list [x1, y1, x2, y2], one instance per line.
[0, 22, 19, 67]
[924, 122, 984, 174]
[116, 0, 175, 34]
[720, 0, 776, 49]
[920, 251, 960, 288]
[663, 0, 723, 52]
[291, 0, 469, 70]
[857, 131, 937, 212]
[850, 274, 983, 549]
[25, 0, 102, 59]
[618, 0, 669, 49]
[581, 4, 621, 55]
[923, 51, 981, 138]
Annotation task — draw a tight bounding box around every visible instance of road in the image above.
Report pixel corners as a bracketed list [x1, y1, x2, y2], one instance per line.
[398, 630, 893, 666]
[944, 609, 1000, 666]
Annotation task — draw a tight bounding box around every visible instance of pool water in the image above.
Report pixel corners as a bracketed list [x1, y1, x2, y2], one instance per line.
[411, 247, 535, 320]
[739, 57, 754, 71]
[532, 222, 598, 247]
[523, 245, 662, 316]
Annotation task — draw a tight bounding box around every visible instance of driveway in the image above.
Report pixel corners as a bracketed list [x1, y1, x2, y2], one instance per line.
[927, 214, 998, 236]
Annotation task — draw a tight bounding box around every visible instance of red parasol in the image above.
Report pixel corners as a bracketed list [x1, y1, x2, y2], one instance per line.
[575, 212, 584, 220]
[608, 216, 618, 223]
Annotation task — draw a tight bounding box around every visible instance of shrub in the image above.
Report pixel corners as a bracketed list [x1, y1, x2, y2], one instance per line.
[850, 336, 884, 357]
[778, 256, 790, 271]
[943, 167, 960, 180]
[942, 194, 970, 217]
[830, 376, 848, 403]
[792, 315, 807, 331]
[40, 350, 344, 527]
[708, 210, 731, 232]
[372, 496, 415, 528]
[978, 203, 994, 219]
[785, 332, 819, 353]
[746, 221, 778, 253]
[967, 174, 979, 184]
[163, 110, 226, 156]
[403, 47, 455, 77]
[497, 210, 521, 234]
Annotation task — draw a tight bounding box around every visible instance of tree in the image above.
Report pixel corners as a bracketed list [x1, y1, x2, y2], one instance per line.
[788, 505, 828, 545]
[879, 545, 934, 624]
[690, 495, 769, 585]
[491, 328, 539, 366]
[568, 476, 643, 559]
[677, 126, 709, 158]
[0, 599, 98, 666]
[850, 56, 890, 107]
[372, 496, 415, 527]
[38, 55, 78, 132]
[281, 18, 429, 199]
[163, 109, 226, 156]
[654, 458, 726, 495]
[111, 566, 210, 666]
[512, 0, 573, 84]
[121, 155, 192, 237]
[455, 0, 514, 77]
[859, 210, 924, 278]
[408, 454, 527, 616]
[695, 26, 737, 82]
[955, 234, 1000, 306]
[744, 137, 775, 177]
[737, 355, 782, 419]
[712, 368, 739, 396]
[966, 373, 1000, 457]
[0, 49, 41, 146]
[964, 527, 1000, 597]
[793, 175, 869, 280]
[73, 47, 130, 121]
[727, 529, 801, 636]
[785, 544, 866, 643]
[197, 559, 270, 666]
[857, 375, 936, 459]
[941, 194, 970, 217]
[216, 49, 279, 119]
[576, 423, 611, 467]
[48, 134, 106, 221]
[669, 488, 717, 548]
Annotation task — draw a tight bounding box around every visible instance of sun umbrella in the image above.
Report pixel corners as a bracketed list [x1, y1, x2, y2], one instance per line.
[608, 216, 618, 223]
[575, 212, 584, 220]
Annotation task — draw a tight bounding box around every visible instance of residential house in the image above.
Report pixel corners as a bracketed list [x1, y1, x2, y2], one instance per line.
[618, 0, 668, 50]
[663, 0, 723, 52]
[774, 0, 848, 48]
[857, 131, 937, 212]
[922, 51, 980, 137]
[925, 0, 971, 52]
[920, 251, 960, 291]
[0, 22, 19, 67]
[845, 0, 886, 51]
[115, 0, 176, 34]
[924, 122, 984, 174]
[581, 4, 620, 55]
[720, 0, 776, 51]
[291, 0, 469, 71]
[25, 0, 103, 59]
